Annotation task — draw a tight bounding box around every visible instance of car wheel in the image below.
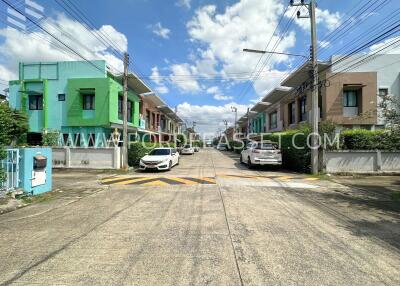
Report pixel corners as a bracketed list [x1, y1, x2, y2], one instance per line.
[240, 155, 244, 164]
[248, 157, 253, 169]
[168, 161, 172, 170]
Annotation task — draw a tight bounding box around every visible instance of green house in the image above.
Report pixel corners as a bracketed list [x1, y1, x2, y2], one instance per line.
[8, 60, 151, 146]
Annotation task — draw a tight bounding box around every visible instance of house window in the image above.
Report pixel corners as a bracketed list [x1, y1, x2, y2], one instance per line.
[127, 100, 132, 122]
[29, 94, 43, 110]
[118, 96, 123, 120]
[288, 102, 295, 125]
[299, 96, 307, 122]
[269, 111, 277, 129]
[118, 96, 133, 122]
[83, 94, 95, 110]
[378, 88, 388, 97]
[58, 94, 65, 101]
[343, 90, 358, 107]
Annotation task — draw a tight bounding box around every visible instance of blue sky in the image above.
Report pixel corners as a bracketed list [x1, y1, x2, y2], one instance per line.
[0, 0, 398, 134]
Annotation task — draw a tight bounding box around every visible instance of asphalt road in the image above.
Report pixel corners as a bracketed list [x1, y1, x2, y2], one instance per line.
[0, 148, 399, 285]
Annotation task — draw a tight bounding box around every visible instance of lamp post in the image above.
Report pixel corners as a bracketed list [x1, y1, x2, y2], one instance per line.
[231, 106, 238, 133]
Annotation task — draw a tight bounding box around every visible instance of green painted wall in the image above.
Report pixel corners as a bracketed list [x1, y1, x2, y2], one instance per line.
[108, 77, 140, 127]
[67, 78, 110, 127]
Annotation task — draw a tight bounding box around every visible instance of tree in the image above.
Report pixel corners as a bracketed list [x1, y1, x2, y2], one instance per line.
[0, 103, 28, 185]
[379, 92, 400, 131]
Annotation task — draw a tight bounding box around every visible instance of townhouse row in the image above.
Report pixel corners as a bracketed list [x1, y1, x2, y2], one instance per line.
[8, 60, 183, 146]
[237, 54, 400, 135]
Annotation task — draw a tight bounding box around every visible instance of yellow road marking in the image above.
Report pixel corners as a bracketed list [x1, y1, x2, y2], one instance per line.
[141, 180, 170, 186]
[170, 177, 199, 185]
[304, 177, 319, 181]
[114, 177, 153, 185]
[198, 177, 217, 184]
[277, 176, 293, 181]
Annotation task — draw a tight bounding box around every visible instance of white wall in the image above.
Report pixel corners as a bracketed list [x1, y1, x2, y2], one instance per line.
[331, 54, 400, 125]
[324, 150, 400, 174]
[52, 147, 121, 169]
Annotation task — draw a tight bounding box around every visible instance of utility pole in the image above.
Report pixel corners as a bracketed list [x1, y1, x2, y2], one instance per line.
[223, 120, 228, 131]
[122, 52, 129, 170]
[246, 107, 250, 136]
[291, 0, 319, 174]
[231, 106, 238, 133]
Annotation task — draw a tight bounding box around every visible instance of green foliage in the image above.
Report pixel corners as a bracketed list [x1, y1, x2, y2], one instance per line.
[0, 103, 28, 146]
[191, 140, 204, 147]
[340, 129, 400, 150]
[42, 130, 60, 146]
[262, 124, 312, 173]
[128, 142, 177, 166]
[0, 103, 28, 185]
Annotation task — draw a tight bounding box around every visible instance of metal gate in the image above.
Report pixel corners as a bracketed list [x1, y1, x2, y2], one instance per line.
[0, 148, 20, 193]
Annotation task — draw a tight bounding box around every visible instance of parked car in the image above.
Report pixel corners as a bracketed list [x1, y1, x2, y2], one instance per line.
[216, 143, 228, 151]
[181, 144, 195, 155]
[194, 146, 200, 152]
[139, 148, 179, 171]
[240, 141, 282, 168]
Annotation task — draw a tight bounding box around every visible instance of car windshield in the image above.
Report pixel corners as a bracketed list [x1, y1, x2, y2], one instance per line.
[149, 149, 170, 156]
[256, 143, 276, 150]
[184, 145, 192, 148]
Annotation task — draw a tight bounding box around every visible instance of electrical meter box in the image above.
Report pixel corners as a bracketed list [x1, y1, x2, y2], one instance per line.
[19, 148, 52, 195]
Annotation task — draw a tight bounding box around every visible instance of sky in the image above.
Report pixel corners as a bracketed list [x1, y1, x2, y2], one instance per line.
[0, 0, 399, 136]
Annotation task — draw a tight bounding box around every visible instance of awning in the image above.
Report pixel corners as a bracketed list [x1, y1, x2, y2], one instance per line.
[145, 93, 184, 123]
[281, 61, 331, 87]
[114, 72, 152, 95]
[251, 102, 271, 112]
[261, 87, 292, 104]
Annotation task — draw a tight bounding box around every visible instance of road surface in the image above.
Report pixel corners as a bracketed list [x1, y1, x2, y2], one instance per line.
[0, 148, 399, 285]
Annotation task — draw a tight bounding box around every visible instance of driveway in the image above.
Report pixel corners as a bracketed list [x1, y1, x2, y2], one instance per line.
[0, 148, 399, 285]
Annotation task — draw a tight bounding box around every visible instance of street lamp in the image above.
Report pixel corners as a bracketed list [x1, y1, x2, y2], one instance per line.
[243, 48, 308, 59]
[231, 106, 237, 133]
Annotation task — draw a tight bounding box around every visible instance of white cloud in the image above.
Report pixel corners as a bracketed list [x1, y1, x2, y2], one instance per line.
[319, 40, 331, 49]
[213, 94, 233, 101]
[289, 7, 341, 32]
[176, 0, 191, 9]
[155, 85, 169, 94]
[169, 63, 201, 93]
[168, 0, 296, 98]
[150, 66, 169, 94]
[0, 13, 127, 76]
[206, 86, 220, 94]
[369, 36, 400, 54]
[150, 22, 171, 39]
[177, 102, 249, 135]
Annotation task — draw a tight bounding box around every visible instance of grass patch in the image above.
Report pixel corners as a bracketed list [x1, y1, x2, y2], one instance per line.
[18, 191, 57, 205]
[392, 192, 400, 202]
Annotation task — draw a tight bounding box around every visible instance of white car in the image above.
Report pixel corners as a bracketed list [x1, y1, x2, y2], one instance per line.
[240, 141, 282, 168]
[216, 144, 228, 151]
[181, 144, 195, 155]
[139, 148, 179, 171]
[194, 146, 200, 152]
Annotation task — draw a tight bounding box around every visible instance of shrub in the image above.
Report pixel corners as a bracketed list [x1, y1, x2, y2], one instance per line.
[0, 103, 28, 185]
[262, 124, 311, 173]
[42, 130, 60, 146]
[340, 129, 400, 151]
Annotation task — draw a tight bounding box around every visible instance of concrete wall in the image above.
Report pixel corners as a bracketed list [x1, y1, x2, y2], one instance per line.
[53, 147, 121, 169]
[324, 150, 400, 174]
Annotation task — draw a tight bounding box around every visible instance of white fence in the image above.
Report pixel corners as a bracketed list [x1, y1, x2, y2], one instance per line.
[323, 150, 400, 174]
[52, 147, 121, 169]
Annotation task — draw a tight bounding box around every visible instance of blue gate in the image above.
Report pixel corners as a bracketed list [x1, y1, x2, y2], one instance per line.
[0, 148, 20, 192]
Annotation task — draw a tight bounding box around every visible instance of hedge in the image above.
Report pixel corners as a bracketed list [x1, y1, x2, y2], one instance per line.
[340, 129, 400, 151]
[128, 142, 177, 166]
[262, 127, 311, 173]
